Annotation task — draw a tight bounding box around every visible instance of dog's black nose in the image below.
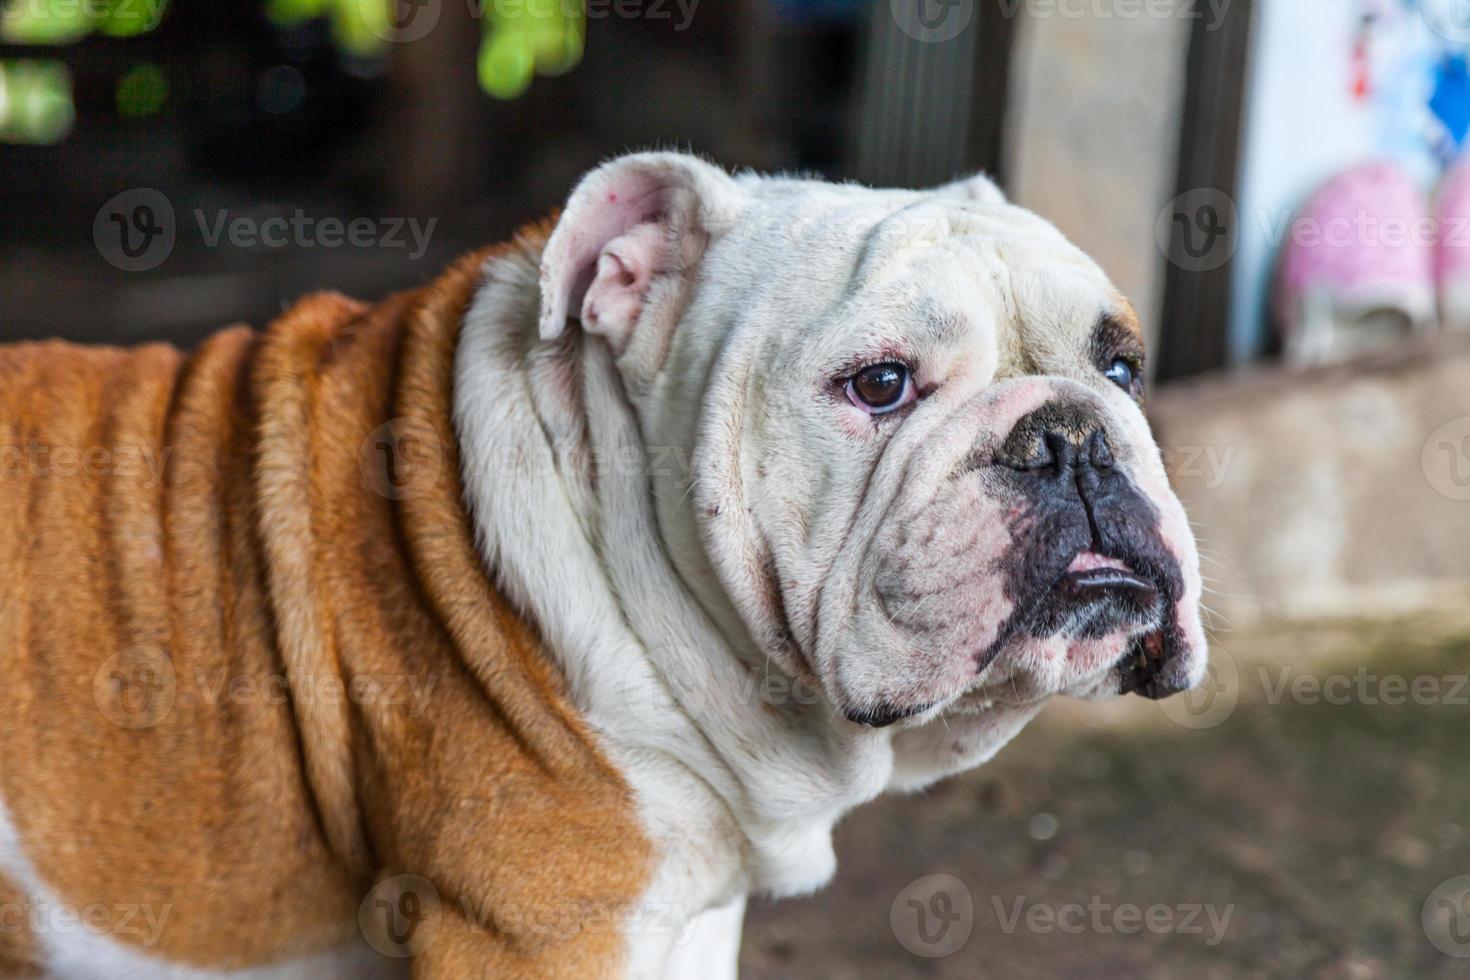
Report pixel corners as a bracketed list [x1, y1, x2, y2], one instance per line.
[997, 402, 1113, 490]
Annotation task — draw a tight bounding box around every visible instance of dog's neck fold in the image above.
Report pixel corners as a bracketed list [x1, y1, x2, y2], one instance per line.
[456, 226, 895, 900]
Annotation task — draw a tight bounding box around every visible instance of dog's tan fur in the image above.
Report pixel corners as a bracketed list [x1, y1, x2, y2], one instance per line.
[0, 232, 651, 977]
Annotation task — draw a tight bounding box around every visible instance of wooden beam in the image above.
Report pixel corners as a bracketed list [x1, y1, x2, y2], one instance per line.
[1156, 0, 1255, 381]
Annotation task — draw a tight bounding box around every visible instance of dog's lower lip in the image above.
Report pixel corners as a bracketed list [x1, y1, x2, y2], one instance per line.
[1060, 551, 1156, 596]
[845, 702, 934, 728]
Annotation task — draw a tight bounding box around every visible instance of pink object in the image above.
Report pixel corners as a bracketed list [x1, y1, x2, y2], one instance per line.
[1274, 161, 1436, 364]
[1065, 552, 1130, 574]
[1434, 159, 1470, 331]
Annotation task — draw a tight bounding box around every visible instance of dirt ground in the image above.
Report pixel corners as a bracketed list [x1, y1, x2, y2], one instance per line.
[740, 618, 1470, 979]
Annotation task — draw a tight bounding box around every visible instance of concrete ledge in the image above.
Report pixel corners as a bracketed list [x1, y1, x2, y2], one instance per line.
[1149, 331, 1470, 627]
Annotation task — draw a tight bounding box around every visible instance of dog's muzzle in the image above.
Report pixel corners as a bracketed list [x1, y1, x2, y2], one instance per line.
[987, 400, 1192, 700]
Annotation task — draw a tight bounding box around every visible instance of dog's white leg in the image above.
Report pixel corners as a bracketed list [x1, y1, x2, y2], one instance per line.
[659, 896, 745, 980]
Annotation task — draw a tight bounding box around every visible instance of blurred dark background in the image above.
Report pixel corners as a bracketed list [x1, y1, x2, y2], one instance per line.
[0, 0, 1027, 347]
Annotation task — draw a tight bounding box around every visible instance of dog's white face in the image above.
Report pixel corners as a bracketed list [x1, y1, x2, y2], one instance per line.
[540, 153, 1206, 755]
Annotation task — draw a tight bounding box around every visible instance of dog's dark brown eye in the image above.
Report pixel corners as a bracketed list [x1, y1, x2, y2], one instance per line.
[846, 363, 913, 415]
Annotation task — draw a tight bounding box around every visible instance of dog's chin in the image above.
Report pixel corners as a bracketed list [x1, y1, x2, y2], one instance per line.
[841, 554, 1184, 728]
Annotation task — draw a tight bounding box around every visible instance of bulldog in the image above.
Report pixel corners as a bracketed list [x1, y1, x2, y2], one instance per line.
[0, 152, 1206, 978]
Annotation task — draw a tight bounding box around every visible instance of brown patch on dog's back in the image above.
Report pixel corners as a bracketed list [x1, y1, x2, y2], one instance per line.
[0, 232, 651, 975]
[0, 329, 364, 970]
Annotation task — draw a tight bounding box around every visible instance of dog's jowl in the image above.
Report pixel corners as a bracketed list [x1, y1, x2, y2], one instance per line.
[0, 153, 1205, 978]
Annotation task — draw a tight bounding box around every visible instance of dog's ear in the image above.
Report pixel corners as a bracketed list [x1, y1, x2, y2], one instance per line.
[539, 152, 741, 353]
[933, 172, 1006, 205]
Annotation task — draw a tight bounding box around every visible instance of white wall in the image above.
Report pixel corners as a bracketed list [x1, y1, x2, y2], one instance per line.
[1230, 0, 1441, 363]
[1005, 2, 1193, 353]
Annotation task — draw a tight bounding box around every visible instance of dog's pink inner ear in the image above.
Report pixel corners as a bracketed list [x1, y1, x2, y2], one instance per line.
[578, 221, 666, 350]
[540, 154, 739, 354]
[546, 185, 659, 327]
[539, 162, 702, 352]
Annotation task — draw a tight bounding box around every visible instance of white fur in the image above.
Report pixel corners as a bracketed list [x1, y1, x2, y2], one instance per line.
[452, 153, 1207, 978]
[659, 897, 744, 980]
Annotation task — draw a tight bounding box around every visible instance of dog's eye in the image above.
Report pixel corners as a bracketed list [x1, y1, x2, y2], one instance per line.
[1104, 358, 1136, 393]
[846, 363, 914, 414]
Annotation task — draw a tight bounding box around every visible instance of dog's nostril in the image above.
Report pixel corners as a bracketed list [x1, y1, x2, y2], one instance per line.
[997, 402, 1106, 465]
[1007, 433, 1057, 472]
[998, 423, 1108, 477]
